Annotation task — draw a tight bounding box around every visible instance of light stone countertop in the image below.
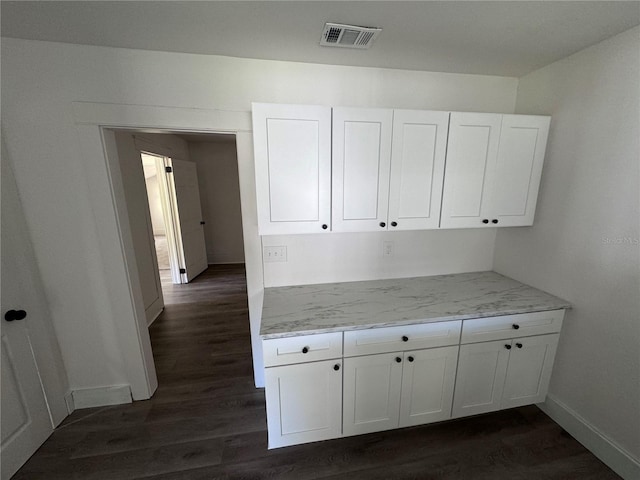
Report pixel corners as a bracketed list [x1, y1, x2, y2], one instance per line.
[260, 271, 571, 339]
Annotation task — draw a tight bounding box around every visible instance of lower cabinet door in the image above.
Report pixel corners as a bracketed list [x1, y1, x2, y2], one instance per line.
[501, 334, 559, 409]
[399, 346, 459, 427]
[264, 359, 342, 448]
[452, 340, 510, 418]
[343, 352, 403, 436]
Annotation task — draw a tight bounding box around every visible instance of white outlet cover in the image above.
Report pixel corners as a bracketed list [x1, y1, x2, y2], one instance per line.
[264, 245, 287, 262]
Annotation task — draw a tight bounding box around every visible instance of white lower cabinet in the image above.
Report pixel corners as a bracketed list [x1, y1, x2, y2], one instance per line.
[264, 359, 343, 448]
[399, 346, 459, 427]
[452, 334, 559, 418]
[343, 352, 404, 436]
[263, 309, 564, 448]
[343, 346, 459, 436]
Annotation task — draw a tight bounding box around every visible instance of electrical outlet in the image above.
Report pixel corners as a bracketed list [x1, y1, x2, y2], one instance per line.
[264, 246, 287, 262]
[383, 241, 394, 257]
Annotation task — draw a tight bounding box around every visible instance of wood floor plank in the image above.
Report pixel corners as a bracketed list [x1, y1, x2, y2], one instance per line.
[13, 265, 621, 479]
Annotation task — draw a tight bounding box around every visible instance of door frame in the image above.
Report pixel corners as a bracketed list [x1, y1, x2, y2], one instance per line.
[73, 102, 265, 399]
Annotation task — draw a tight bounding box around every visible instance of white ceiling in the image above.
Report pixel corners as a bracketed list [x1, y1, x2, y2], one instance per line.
[2, 1, 639, 77]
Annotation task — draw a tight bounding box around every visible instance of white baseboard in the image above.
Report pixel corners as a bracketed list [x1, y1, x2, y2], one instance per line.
[147, 305, 164, 327]
[540, 394, 640, 480]
[71, 384, 133, 410]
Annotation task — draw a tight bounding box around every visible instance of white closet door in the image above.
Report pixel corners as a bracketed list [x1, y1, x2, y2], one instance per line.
[501, 334, 559, 409]
[388, 110, 449, 230]
[343, 352, 403, 436]
[1, 160, 54, 479]
[399, 346, 458, 427]
[440, 113, 502, 229]
[252, 103, 332, 234]
[491, 115, 550, 227]
[332, 107, 393, 232]
[170, 159, 208, 282]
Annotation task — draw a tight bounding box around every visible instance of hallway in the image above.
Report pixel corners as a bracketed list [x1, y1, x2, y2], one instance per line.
[13, 265, 618, 479]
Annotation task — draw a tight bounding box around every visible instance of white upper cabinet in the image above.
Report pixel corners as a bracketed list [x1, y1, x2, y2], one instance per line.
[440, 113, 502, 229]
[388, 110, 449, 230]
[491, 115, 551, 227]
[252, 103, 332, 235]
[441, 112, 550, 229]
[253, 103, 550, 234]
[332, 107, 393, 232]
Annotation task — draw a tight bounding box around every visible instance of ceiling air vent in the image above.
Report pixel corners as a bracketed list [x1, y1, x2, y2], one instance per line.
[320, 23, 382, 49]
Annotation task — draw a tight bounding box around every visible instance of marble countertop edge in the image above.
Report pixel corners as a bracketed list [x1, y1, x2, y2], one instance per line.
[259, 271, 571, 339]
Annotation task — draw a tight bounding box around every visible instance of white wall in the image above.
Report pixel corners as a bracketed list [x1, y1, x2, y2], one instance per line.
[188, 140, 245, 264]
[494, 27, 640, 475]
[1, 37, 517, 394]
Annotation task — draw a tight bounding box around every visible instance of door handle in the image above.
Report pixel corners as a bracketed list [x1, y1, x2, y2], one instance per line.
[4, 310, 27, 322]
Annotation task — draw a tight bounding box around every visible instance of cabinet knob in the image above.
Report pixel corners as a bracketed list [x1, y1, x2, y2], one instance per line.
[302, 346, 309, 354]
[512, 324, 520, 330]
[322, 224, 328, 230]
[395, 357, 402, 363]
[492, 219, 499, 224]
[379, 222, 386, 228]
[391, 221, 397, 227]
[334, 364, 340, 371]
[407, 356, 414, 362]
[516, 343, 523, 349]
[482, 219, 489, 224]
[402, 335, 409, 342]
[4, 309, 27, 322]
[505, 344, 512, 350]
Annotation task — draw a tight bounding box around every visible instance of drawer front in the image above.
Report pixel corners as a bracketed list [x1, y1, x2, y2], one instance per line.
[461, 310, 564, 344]
[344, 320, 461, 357]
[263, 332, 343, 367]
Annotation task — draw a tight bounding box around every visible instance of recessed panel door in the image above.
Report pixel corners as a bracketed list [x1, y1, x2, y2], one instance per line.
[264, 360, 342, 448]
[388, 110, 449, 230]
[343, 352, 403, 436]
[252, 103, 332, 234]
[332, 107, 393, 232]
[452, 340, 510, 418]
[170, 158, 208, 282]
[501, 334, 559, 409]
[440, 113, 502, 229]
[399, 346, 459, 427]
[492, 115, 550, 227]
[1, 159, 53, 479]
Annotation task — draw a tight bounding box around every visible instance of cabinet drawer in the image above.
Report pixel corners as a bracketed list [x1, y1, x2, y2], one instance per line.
[461, 310, 564, 344]
[344, 321, 461, 357]
[263, 332, 343, 367]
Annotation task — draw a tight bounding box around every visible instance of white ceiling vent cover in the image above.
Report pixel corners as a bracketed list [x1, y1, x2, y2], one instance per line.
[320, 23, 382, 49]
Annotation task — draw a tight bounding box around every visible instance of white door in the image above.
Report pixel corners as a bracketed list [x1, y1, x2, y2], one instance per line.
[264, 360, 342, 448]
[399, 346, 458, 427]
[502, 334, 559, 409]
[1, 168, 53, 479]
[332, 107, 393, 232]
[169, 159, 208, 282]
[388, 110, 449, 230]
[440, 113, 502, 229]
[452, 339, 510, 418]
[491, 115, 551, 227]
[343, 352, 403, 436]
[252, 103, 332, 235]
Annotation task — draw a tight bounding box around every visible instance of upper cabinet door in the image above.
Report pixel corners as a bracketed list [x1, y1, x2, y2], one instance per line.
[491, 115, 550, 227]
[332, 107, 393, 232]
[440, 113, 502, 229]
[388, 110, 449, 231]
[252, 103, 331, 235]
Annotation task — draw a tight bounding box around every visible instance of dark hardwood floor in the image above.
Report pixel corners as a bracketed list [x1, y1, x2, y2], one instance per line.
[14, 265, 620, 479]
